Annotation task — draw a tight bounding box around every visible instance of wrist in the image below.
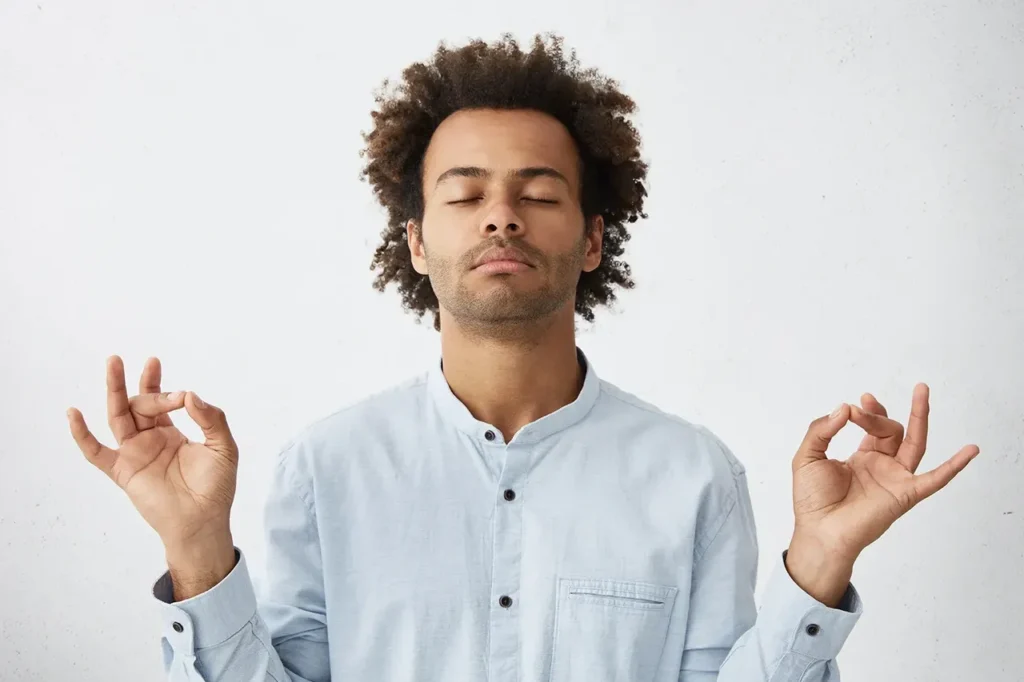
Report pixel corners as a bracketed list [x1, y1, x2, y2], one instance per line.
[785, 532, 856, 609]
[164, 521, 233, 557]
[163, 528, 236, 601]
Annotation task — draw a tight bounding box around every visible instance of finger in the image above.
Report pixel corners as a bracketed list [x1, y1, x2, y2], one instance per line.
[106, 356, 137, 445]
[897, 383, 929, 473]
[129, 391, 187, 418]
[67, 407, 118, 480]
[861, 393, 888, 417]
[137, 356, 172, 429]
[849, 405, 904, 457]
[857, 393, 888, 452]
[912, 444, 979, 503]
[183, 392, 238, 459]
[793, 403, 849, 471]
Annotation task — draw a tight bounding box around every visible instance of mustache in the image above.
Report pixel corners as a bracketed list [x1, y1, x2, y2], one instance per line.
[465, 240, 541, 267]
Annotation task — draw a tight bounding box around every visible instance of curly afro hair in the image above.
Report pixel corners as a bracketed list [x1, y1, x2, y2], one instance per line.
[359, 32, 649, 331]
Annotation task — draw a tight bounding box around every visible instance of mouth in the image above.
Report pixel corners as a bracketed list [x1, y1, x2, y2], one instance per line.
[473, 259, 533, 274]
[473, 247, 534, 270]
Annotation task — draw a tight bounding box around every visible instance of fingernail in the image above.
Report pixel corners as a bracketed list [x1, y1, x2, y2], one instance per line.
[192, 392, 205, 408]
[830, 403, 844, 419]
[166, 391, 182, 401]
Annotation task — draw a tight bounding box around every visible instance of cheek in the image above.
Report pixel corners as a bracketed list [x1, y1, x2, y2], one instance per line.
[419, 223, 471, 266]
[544, 215, 589, 252]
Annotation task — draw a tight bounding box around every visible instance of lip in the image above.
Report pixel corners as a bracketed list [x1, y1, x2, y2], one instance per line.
[473, 247, 533, 269]
[475, 259, 531, 275]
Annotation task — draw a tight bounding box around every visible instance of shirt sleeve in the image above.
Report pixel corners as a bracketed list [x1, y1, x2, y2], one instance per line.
[679, 466, 863, 681]
[152, 442, 329, 681]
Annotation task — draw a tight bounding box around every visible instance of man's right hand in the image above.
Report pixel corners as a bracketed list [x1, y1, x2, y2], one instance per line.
[67, 355, 240, 593]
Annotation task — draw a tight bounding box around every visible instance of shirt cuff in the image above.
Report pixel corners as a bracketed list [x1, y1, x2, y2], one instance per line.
[757, 550, 863, 661]
[152, 547, 257, 653]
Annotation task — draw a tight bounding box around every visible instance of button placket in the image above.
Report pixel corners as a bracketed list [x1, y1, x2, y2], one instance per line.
[486, 444, 528, 682]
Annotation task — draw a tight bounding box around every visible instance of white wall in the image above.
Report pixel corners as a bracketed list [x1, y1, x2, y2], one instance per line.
[2, 1, 1021, 680]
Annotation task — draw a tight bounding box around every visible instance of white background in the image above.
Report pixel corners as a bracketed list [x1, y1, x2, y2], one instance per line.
[2, 1, 1022, 680]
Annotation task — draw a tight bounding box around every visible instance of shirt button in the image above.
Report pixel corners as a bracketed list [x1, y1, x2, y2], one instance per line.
[499, 595, 513, 608]
[806, 624, 821, 636]
[503, 489, 516, 501]
[172, 622, 184, 633]
[484, 430, 496, 441]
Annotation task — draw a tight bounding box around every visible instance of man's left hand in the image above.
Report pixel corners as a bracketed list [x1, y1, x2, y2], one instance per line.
[784, 383, 979, 607]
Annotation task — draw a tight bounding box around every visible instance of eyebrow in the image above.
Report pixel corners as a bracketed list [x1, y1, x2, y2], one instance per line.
[433, 166, 570, 189]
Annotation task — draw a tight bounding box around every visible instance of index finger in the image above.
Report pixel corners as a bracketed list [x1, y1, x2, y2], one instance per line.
[106, 356, 138, 445]
[848, 406, 903, 457]
[129, 391, 186, 418]
[861, 393, 888, 417]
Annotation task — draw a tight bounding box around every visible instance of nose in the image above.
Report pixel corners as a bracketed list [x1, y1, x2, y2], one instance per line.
[478, 200, 524, 238]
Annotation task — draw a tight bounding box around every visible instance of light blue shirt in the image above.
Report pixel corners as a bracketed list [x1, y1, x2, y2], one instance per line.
[154, 347, 862, 681]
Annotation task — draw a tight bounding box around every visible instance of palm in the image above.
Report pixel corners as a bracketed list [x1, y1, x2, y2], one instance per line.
[790, 385, 979, 560]
[794, 447, 918, 556]
[114, 424, 237, 537]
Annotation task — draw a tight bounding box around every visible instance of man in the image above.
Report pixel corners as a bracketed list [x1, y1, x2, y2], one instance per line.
[67, 34, 979, 681]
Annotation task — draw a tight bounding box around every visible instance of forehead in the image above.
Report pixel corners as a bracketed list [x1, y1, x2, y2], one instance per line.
[422, 108, 580, 184]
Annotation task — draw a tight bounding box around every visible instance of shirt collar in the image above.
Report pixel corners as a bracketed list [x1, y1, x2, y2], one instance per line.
[426, 346, 601, 446]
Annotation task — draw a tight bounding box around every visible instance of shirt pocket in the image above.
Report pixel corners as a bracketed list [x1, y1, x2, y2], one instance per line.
[549, 577, 678, 682]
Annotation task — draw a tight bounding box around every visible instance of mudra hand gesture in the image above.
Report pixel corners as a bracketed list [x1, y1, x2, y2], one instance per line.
[785, 383, 980, 607]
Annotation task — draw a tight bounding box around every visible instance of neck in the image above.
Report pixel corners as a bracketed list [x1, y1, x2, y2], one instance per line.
[438, 306, 584, 442]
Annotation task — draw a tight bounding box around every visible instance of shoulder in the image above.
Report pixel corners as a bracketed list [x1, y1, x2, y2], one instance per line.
[273, 371, 430, 469]
[595, 378, 752, 556]
[596, 378, 746, 480]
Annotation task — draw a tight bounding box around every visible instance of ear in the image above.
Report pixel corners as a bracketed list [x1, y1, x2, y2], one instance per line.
[407, 219, 428, 275]
[581, 214, 604, 273]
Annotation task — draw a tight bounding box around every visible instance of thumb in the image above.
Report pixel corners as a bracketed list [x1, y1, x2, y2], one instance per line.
[792, 402, 850, 471]
[183, 392, 238, 458]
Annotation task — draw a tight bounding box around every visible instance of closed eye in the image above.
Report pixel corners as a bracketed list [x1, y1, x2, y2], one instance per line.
[446, 197, 558, 205]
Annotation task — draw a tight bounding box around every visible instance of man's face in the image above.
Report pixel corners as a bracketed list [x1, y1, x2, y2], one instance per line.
[408, 108, 603, 330]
